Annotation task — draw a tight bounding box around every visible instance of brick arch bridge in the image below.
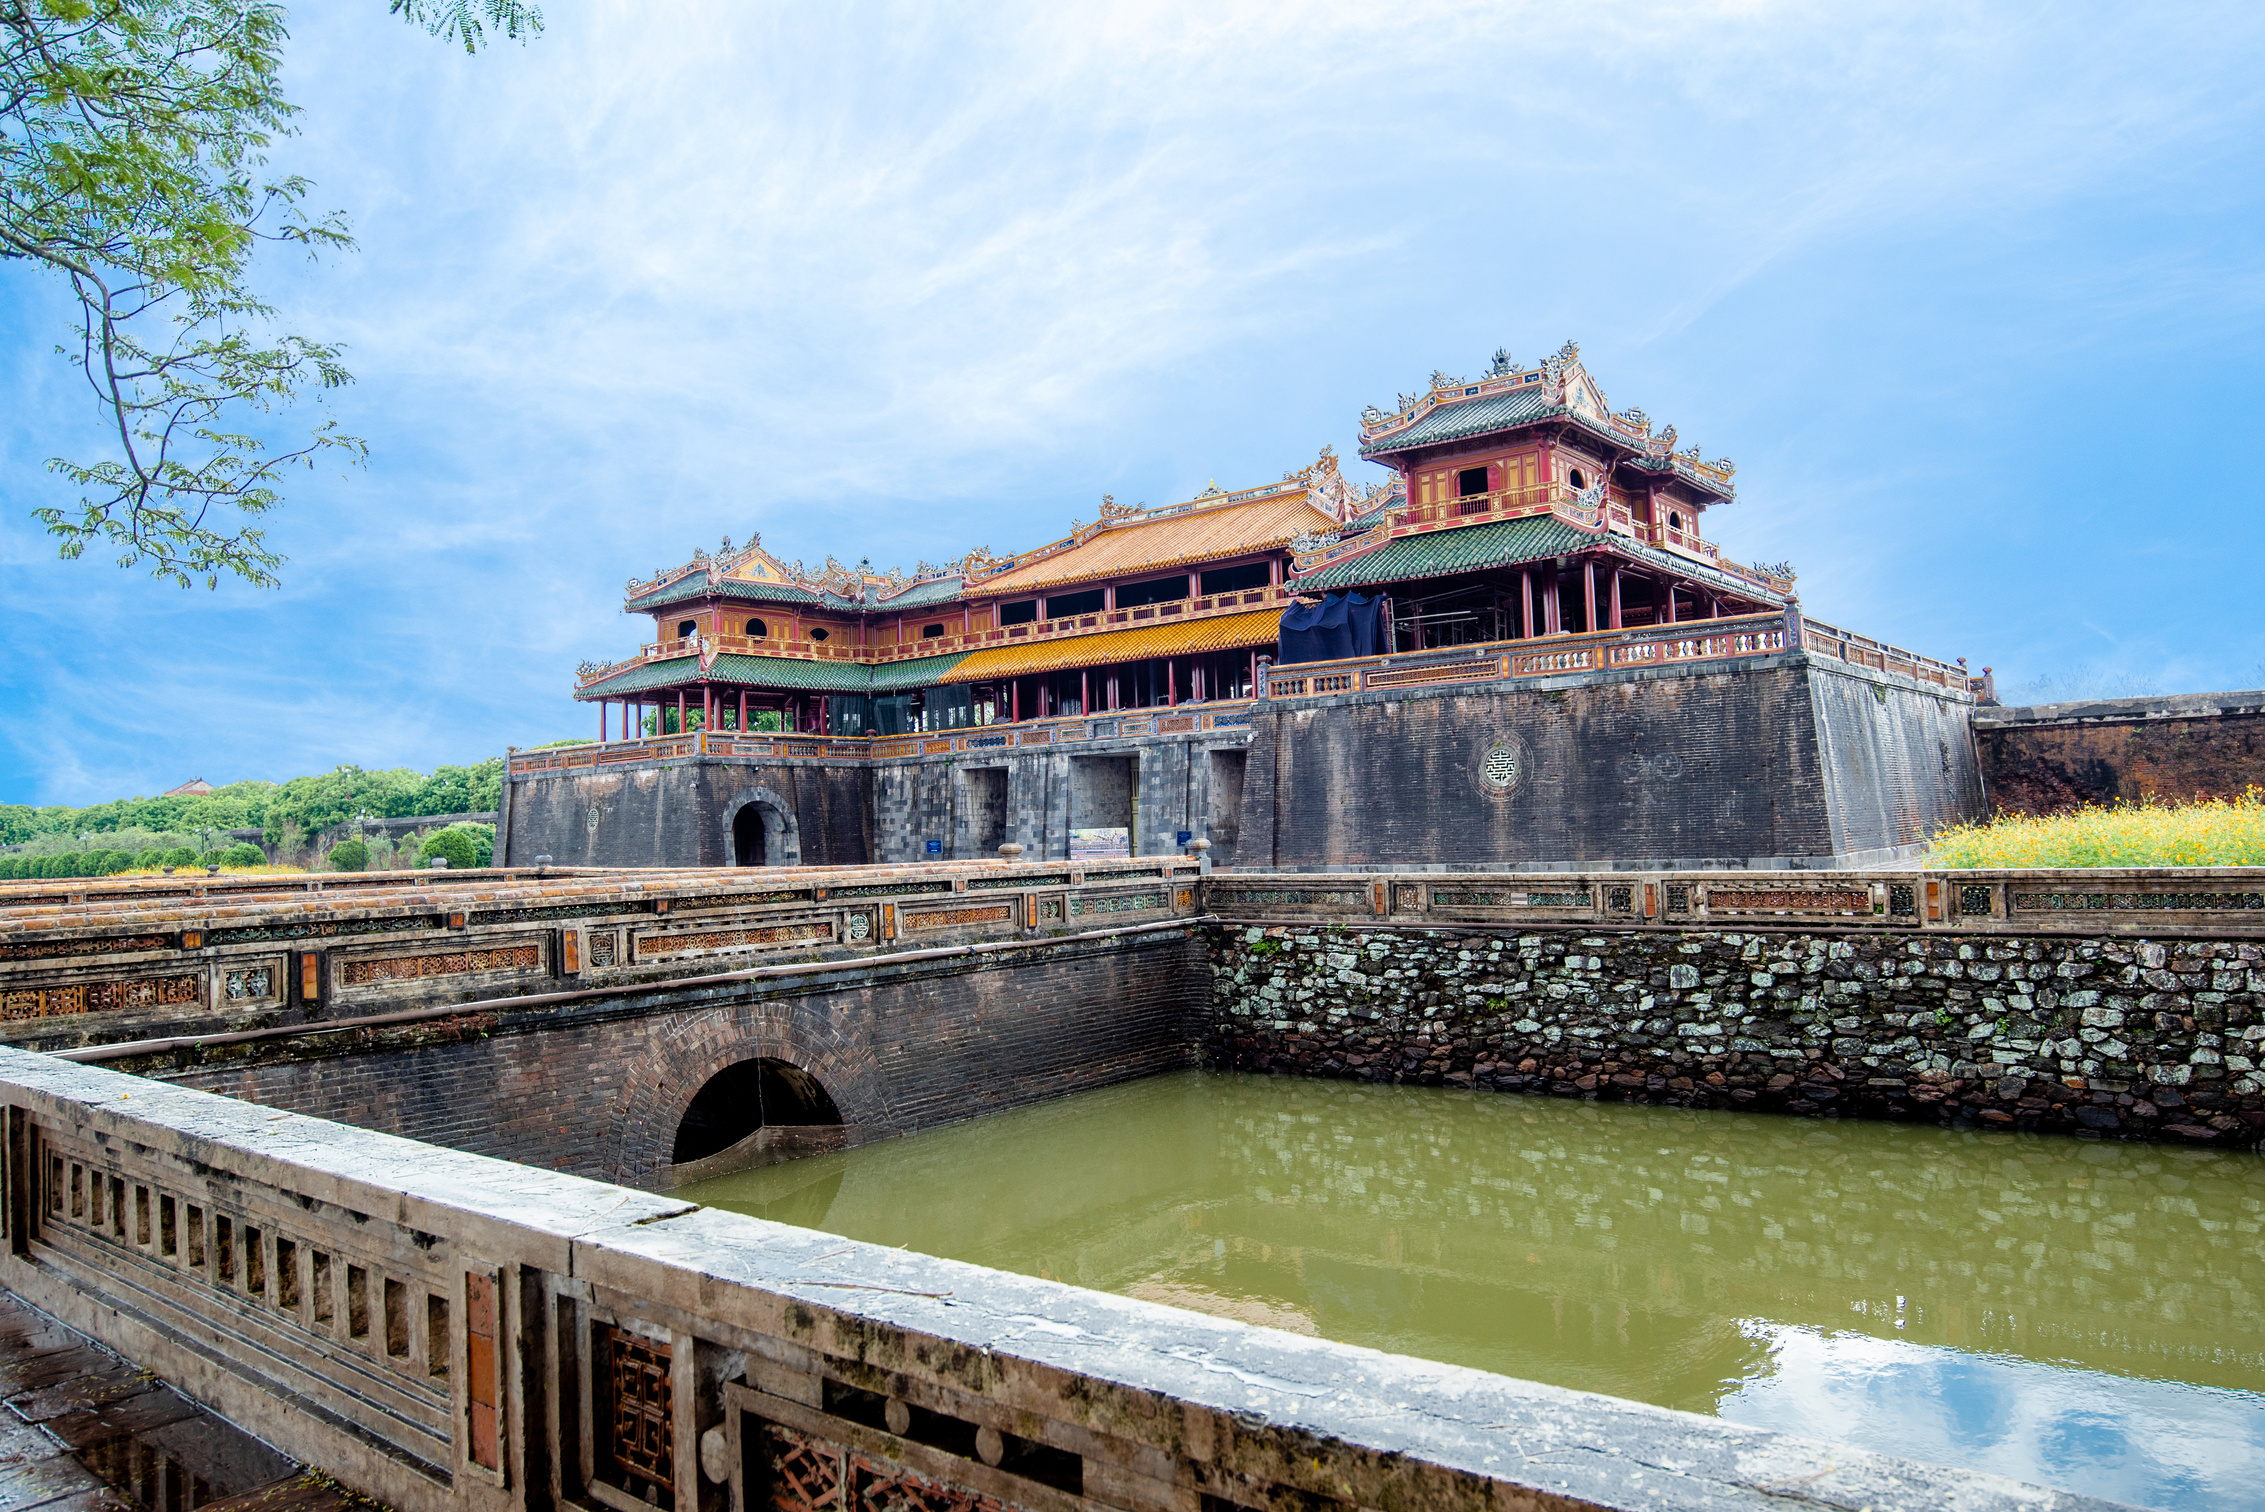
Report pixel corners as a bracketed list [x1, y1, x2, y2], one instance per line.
[153, 928, 1205, 1190]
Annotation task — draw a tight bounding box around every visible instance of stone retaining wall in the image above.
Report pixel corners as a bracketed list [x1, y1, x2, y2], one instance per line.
[1202, 922, 2265, 1147]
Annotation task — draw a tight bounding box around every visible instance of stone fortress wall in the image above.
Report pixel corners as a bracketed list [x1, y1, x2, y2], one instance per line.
[1972, 688, 2265, 814]
[508, 647, 1989, 873]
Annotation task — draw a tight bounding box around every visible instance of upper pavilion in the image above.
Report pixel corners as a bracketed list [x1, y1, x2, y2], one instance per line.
[570, 342, 1800, 739]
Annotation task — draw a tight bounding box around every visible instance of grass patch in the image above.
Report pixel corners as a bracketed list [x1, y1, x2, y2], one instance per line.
[1930, 790, 2265, 868]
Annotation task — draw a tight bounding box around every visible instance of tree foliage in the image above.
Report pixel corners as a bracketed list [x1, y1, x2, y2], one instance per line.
[2, 0, 539, 589]
[0, 755, 503, 844]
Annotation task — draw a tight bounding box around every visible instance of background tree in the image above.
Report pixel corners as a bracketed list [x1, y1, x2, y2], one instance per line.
[1, 0, 540, 589]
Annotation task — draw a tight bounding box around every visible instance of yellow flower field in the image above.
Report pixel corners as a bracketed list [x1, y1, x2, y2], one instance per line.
[1929, 789, 2265, 869]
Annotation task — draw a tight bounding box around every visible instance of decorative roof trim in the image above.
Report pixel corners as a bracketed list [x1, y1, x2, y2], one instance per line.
[1357, 342, 1737, 496]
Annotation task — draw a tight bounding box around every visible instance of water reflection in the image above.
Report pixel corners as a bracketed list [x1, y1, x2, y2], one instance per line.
[682, 1071, 2265, 1511]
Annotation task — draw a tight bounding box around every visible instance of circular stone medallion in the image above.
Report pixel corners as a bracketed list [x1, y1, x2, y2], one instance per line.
[1476, 737, 1524, 797]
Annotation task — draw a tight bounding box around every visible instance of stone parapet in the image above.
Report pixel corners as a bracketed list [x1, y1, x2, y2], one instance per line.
[0, 1049, 2136, 1512]
[0, 860, 1201, 1055]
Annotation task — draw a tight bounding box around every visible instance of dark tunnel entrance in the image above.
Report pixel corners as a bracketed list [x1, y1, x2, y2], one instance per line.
[733, 804, 766, 866]
[671, 1057, 841, 1164]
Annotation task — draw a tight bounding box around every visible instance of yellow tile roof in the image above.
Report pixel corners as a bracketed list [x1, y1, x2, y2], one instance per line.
[941, 607, 1282, 683]
[979, 492, 1336, 595]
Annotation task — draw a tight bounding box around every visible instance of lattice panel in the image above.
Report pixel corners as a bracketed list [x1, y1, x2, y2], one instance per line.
[1069, 893, 1165, 917]
[1210, 888, 1365, 908]
[607, 1327, 674, 1504]
[901, 906, 1012, 931]
[766, 1424, 843, 1512]
[2, 974, 201, 1021]
[2013, 891, 2265, 913]
[223, 966, 276, 1003]
[1708, 889, 1871, 914]
[635, 922, 831, 960]
[340, 945, 539, 986]
[852, 1455, 1014, 1512]
[0, 934, 169, 962]
[588, 929, 618, 968]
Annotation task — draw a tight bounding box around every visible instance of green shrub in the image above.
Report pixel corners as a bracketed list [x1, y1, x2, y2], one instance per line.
[417, 828, 479, 870]
[0, 857, 21, 880]
[453, 822, 496, 867]
[161, 846, 201, 869]
[218, 842, 266, 868]
[328, 838, 369, 872]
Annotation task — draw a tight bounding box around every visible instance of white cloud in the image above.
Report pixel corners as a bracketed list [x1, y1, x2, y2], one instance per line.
[4, 0, 2263, 800]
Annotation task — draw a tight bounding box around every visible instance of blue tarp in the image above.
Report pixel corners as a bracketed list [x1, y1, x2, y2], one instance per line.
[1277, 592, 1380, 665]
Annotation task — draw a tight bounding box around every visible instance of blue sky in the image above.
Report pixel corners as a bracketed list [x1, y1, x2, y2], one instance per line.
[4, 0, 2262, 805]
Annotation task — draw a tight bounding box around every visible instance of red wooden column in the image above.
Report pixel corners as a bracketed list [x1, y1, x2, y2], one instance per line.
[598, 701, 606, 743]
[1520, 571, 1535, 638]
[1544, 572, 1562, 635]
[1609, 568, 1623, 630]
[1663, 579, 1678, 625]
[1167, 660, 1176, 707]
[703, 685, 713, 731]
[1583, 559, 1599, 633]
[1080, 669, 1089, 714]
[1011, 681, 1020, 723]
[676, 689, 687, 735]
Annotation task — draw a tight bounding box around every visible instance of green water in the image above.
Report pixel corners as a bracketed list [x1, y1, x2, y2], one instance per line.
[680, 1071, 2265, 1511]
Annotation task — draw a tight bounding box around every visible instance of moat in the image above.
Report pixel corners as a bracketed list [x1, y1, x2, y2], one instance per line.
[682, 1070, 2265, 1512]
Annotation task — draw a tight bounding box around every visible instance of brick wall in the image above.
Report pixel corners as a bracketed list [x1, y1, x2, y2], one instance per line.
[1239, 658, 1851, 869]
[1972, 692, 2265, 814]
[505, 758, 875, 867]
[155, 928, 1208, 1188]
[1203, 922, 2265, 1148]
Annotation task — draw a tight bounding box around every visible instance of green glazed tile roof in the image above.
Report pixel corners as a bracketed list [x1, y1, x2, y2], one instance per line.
[626, 575, 823, 613]
[1295, 515, 1783, 605]
[577, 649, 969, 699]
[872, 577, 966, 610]
[1296, 515, 1596, 590]
[1359, 386, 1557, 458]
[868, 651, 971, 691]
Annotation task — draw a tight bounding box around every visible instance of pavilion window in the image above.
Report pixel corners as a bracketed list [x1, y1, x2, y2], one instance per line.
[676, 619, 698, 639]
[1198, 562, 1269, 596]
[745, 618, 767, 638]
[1116, 574, 1189, 608]
[921, 623, 946, 638]
[810, 627, 830, 642]
[1457, 467, 1488, 497]
[1001, 600, 1039, 626]
[1044, 588, 1104, 619]
[1568, 468, 1588, 492]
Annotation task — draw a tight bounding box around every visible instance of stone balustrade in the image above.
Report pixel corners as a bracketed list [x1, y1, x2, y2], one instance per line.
[0, 860, 1202, 1054]
[0, 1049, 2128, 1512]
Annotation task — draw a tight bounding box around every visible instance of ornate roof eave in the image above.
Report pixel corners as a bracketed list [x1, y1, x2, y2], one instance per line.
[963, 464, 1357, 597]
[1357, 342, 1737, 498]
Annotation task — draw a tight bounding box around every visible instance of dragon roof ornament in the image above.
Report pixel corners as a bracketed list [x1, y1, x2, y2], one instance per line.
[1358, 341, 1737, 488]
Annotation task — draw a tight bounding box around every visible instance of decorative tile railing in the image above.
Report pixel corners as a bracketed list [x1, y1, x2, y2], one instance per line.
[1204, 868, 2265, 937]
[0, 860, 1201, 1052]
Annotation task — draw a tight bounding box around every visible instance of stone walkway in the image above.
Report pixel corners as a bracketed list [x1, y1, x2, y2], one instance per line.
[0, 1292, 370, 1512]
